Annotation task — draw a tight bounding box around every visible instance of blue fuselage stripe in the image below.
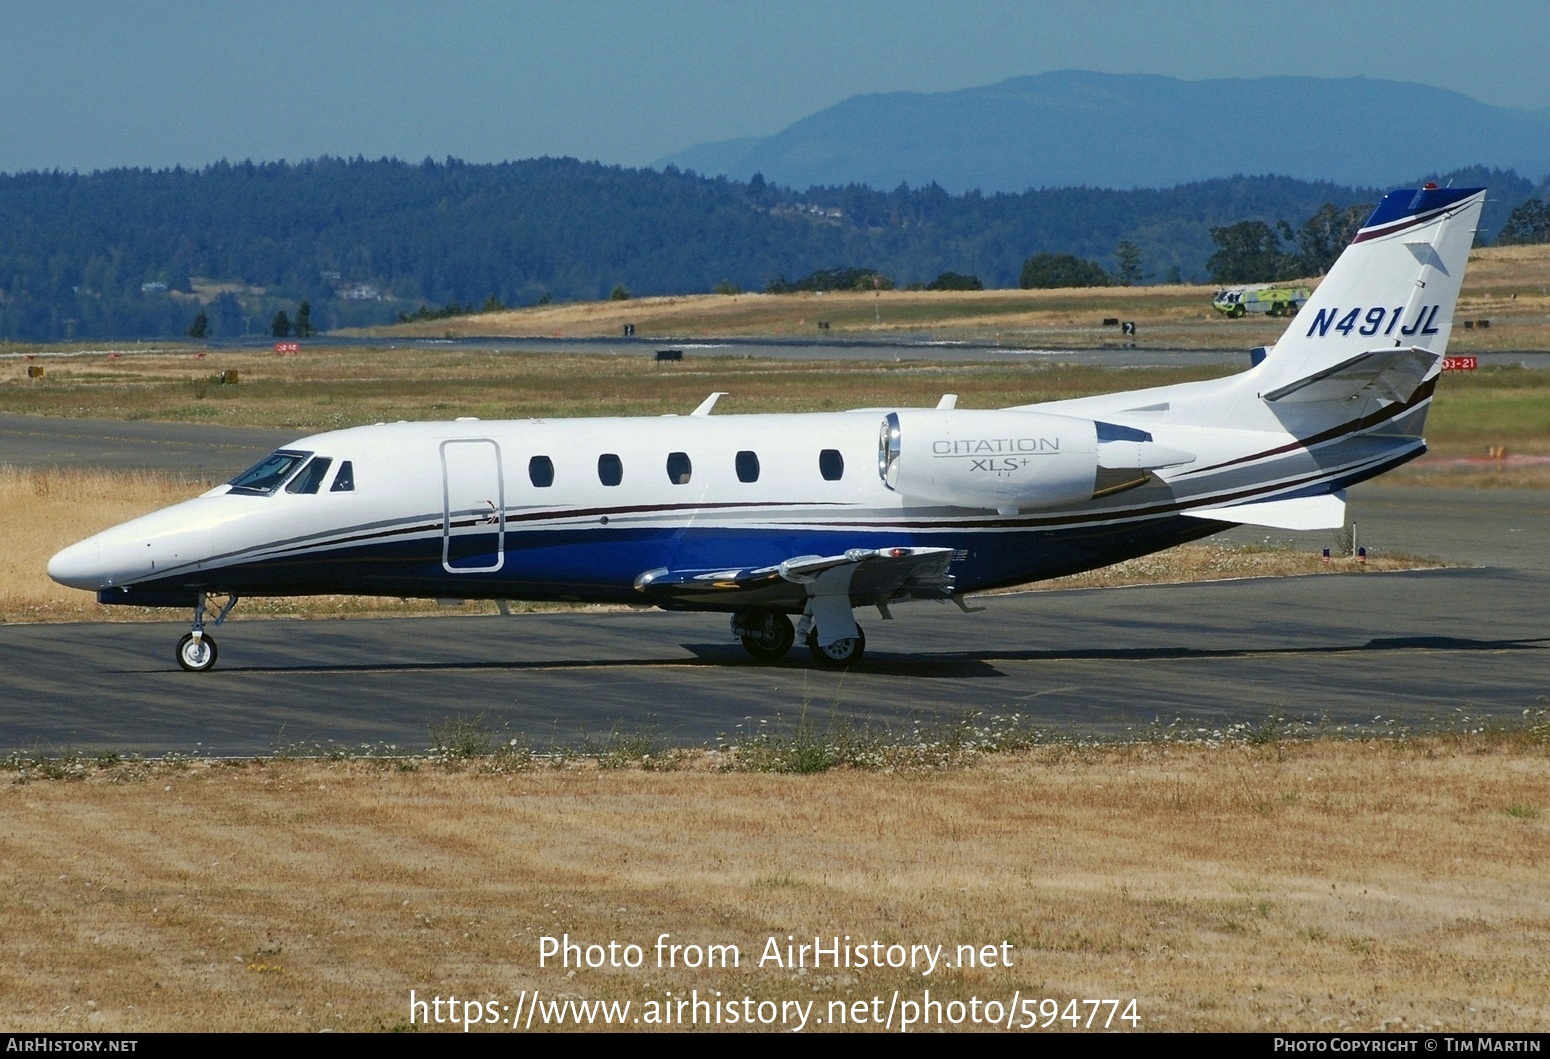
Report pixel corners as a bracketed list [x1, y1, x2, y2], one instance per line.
[124, 517, 1226, 603]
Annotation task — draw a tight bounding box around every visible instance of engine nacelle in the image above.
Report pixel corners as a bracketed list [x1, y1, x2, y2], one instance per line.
[878, 409, 1100, 513]
[878, 409, 1195, 513]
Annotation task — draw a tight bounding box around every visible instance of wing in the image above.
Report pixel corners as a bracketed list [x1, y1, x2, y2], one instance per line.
[633, 546, 956, 610]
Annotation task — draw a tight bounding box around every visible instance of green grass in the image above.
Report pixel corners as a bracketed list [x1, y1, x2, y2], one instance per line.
[1425, 366, 1550, 453]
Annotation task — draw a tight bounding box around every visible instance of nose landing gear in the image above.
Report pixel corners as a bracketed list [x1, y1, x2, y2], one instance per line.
[177, 630, 218, 672]
[177, 592, 239, 672]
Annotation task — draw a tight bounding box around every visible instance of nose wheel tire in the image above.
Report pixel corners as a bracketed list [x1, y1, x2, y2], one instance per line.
[807, 625, 865, 667]
[177, 632, 218, 672]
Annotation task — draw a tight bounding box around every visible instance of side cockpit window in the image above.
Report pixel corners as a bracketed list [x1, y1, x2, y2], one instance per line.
[329, 460, 355, 492]
[228, 450, 312, 496]
[285, 456, 334, 495]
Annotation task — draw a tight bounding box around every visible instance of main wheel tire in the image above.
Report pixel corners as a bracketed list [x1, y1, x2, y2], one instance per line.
[738, 612, 795, 661]
[177, 632, 218, 672]
[807, 625, 865, 667]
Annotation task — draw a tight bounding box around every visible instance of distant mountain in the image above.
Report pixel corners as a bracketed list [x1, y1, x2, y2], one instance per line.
[656, 71, 1550, 192]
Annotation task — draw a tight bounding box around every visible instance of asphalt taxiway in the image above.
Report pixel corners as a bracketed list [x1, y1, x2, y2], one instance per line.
[0, 562, 1544, 757]
[0, 413, 295, 477]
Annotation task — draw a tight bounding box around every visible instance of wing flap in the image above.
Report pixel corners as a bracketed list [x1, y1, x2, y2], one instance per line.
[634, 546, 955, 607]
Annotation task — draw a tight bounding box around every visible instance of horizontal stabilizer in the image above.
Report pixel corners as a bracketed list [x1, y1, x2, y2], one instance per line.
[1262, 347, 1439, 405]
[1184, 492, 1347, 531]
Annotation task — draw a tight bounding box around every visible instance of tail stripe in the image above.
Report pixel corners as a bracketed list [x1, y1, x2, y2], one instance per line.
[1352, 204, 1463, 244]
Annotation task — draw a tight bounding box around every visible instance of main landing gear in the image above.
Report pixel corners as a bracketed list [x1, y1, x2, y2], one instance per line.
[733, 611, 796, 661]
[731, 610, 866, 668]
[806, 626, 865, 666]
[177, 592, 239, 672]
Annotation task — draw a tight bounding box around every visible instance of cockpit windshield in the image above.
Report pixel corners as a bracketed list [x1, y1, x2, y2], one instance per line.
[227, 450, 312, 495]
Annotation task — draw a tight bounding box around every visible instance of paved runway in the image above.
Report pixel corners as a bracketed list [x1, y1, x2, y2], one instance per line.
[2, 414, 1545, 756]
[0, 412, 295, 478]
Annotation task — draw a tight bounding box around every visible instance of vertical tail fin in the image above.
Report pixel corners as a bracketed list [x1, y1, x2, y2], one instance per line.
[1255, 186, 1485, 393]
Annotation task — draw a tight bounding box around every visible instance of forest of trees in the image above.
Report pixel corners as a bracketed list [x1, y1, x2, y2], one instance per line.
[1497, 198, 1550, 244]
[1204, 203, 1375, 284]
[0, 157, 1541, 341]
[1019, 253, 1111, 289]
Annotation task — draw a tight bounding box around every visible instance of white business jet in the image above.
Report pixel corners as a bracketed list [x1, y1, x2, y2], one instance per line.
[49, 185, 1484, 671]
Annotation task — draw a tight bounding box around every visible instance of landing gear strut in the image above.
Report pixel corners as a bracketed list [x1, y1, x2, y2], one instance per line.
[732, 611, 795, 661]
[177, 592, 239, 672]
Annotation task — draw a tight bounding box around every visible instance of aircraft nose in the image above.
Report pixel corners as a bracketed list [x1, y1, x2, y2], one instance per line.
[48, 537, 105, 590]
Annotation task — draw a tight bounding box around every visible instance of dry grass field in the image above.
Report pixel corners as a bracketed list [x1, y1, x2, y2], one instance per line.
[3, 731, 1547, 1033]
[372, 243, 1550, 354]
[0, 348, 1240, 426]
[2, 468, 195, 621]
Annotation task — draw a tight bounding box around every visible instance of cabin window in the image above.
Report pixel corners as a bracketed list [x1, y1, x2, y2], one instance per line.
[735, 450, 760, 483]
[666, 451, 692, 484]
[529, 455, 554, 488]
[329, 461, 355, 492]
[285, 456, 333, 495]
[228, 450, 312, 496]
[598, 453, 623, 487]
[819, 449, 844, 481]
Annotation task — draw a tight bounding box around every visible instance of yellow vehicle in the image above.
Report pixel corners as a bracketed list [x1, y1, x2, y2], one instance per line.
[1212, 284, 1311, 318]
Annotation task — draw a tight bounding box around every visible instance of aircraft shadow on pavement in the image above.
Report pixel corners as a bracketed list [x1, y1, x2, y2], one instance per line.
[104, 635, 1547, 677]
[957, 635, 1550, 666]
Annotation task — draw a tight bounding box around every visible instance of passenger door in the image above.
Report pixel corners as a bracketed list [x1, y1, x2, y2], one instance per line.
[441, 439, 505, 573]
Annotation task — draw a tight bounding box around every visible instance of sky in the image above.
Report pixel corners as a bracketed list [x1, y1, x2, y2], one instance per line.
[4, 0, 1549, 175]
